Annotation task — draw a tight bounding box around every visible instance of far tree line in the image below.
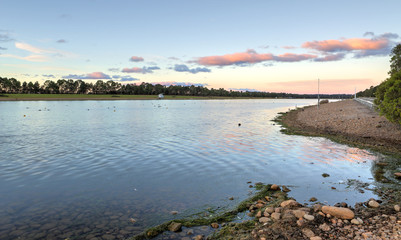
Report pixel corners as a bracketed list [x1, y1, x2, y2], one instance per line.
[0, 78, 351, 99]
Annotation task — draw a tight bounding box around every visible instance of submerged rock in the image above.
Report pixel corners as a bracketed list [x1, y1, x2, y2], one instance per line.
[168, 222, 182, 232]
[211, 223, 219, 228]
[394, 172, 401, 179]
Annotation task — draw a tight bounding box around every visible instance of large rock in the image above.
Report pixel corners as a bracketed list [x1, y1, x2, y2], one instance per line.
[280, 199, 299, 208]
[321, 206, 354, 219]
[168, 222, 182, 232]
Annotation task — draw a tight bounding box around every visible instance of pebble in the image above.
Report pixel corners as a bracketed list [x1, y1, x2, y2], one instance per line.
[170, 211, 178, 215]
[210, 223, 219, 228]
[186, 229, 193, 235]
[270, 184, 280, 191]
[280, 199, 299, 208]
[394, 172, 401, 179]
[292, 210, 307, 219]
[168, 222, 182, 232]
[264, 207, 274, 214]
[297, 219, 305, 226]
[351, 219, 361, 225]
[259, 217, 270, 223]
[194, 235, 204, 240]
[313, 204, 322, 212]
[309, 197, 317, 202]
[394, 205, 400, 212]
[281, 186, 291, 192]
[303, 214, 315, 221]
[301, 228, 315, 238]
[256, 211, 262, 218]
[368, 200, 380, 208]
[319, 223, 330, 231]
[310, 237, 322, 240]
[271, 212, 281, 221]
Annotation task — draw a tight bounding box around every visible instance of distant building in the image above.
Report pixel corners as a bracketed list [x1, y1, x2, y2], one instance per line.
[158, 93, 164, 99]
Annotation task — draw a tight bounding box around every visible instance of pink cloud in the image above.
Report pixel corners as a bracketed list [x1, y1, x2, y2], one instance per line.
[266, 79, 375, 94]
[282, 46, 296, 49]
[274, 53, 317, 62]
[122, 67, 143, 73]
[152, 81, 207, 87]
[87, 72, 110, 79]
[62, 72, 111, 79]
[129, 56, 144, 62]
[121, 66, 160, 74]
[196, 49, 316, 66]
[302, 38, 389, 52]
[197, 49, 274, 66]
[314, 53, 346, 62]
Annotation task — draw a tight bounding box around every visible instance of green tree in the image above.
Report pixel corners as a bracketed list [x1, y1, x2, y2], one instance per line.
[389, 44, 401, 76]
[375, 71, 401, 124]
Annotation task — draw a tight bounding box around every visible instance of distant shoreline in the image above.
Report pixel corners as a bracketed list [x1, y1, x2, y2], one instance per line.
[277, 99, 401, 155]
[0, 94, 262, 101]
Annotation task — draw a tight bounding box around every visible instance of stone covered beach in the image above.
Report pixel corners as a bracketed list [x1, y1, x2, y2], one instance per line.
[281, 99, 401, 155]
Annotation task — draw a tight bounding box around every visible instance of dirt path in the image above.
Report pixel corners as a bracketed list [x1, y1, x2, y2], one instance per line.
[281, 99, 401, 154]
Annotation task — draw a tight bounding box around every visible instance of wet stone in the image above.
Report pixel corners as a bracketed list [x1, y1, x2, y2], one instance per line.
[168, 222, 182, 232]
[211, 223, 219, 228]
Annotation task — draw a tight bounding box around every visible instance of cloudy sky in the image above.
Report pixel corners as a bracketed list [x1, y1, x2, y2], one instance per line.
[1, 0, 400, 94]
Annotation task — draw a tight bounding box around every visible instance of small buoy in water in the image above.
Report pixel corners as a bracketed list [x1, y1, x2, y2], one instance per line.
[23, 115, 26, 117]
[129, 218, 136, 223]
[238, 123, 241, 126]
[114, 110, 116, 112]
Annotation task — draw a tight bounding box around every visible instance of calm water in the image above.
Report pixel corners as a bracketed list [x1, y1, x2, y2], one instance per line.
[0, 99, 383, 239]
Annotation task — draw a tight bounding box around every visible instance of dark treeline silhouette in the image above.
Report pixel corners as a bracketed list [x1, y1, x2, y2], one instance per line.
[0, 77, 352, 99]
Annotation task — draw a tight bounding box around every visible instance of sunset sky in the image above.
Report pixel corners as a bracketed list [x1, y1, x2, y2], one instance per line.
[1, 0, 400, 94]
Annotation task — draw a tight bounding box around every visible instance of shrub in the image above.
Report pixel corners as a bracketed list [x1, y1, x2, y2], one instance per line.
[374, 71, 401, 124]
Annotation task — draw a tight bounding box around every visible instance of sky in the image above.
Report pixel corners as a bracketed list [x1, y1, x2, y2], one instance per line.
[1, 0, 400, 94]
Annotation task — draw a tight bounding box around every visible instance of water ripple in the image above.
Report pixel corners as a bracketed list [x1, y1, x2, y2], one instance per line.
[0, 99, 383, 239]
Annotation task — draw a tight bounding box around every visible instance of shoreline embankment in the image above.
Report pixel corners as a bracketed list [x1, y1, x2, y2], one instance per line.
[279, 99, 401, 155]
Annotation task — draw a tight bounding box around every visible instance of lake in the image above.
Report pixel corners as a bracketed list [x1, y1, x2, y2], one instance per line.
[0, 99, 382, 239]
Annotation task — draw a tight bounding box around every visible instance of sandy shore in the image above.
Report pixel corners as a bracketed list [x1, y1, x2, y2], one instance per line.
[280, 99, 401, 155]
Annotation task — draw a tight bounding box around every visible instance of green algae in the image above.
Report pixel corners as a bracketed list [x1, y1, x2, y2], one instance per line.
[128, 184, 289, 240]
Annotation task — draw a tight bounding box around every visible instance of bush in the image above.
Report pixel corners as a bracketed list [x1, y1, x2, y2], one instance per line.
[374, 71, 401, 124]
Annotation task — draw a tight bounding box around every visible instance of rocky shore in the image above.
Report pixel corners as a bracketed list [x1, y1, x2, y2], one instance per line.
[142, 184, 401, 240]
[140, 100, 401, 240]
[279, 99, 401, 155]
[214, 184, 401, 240]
